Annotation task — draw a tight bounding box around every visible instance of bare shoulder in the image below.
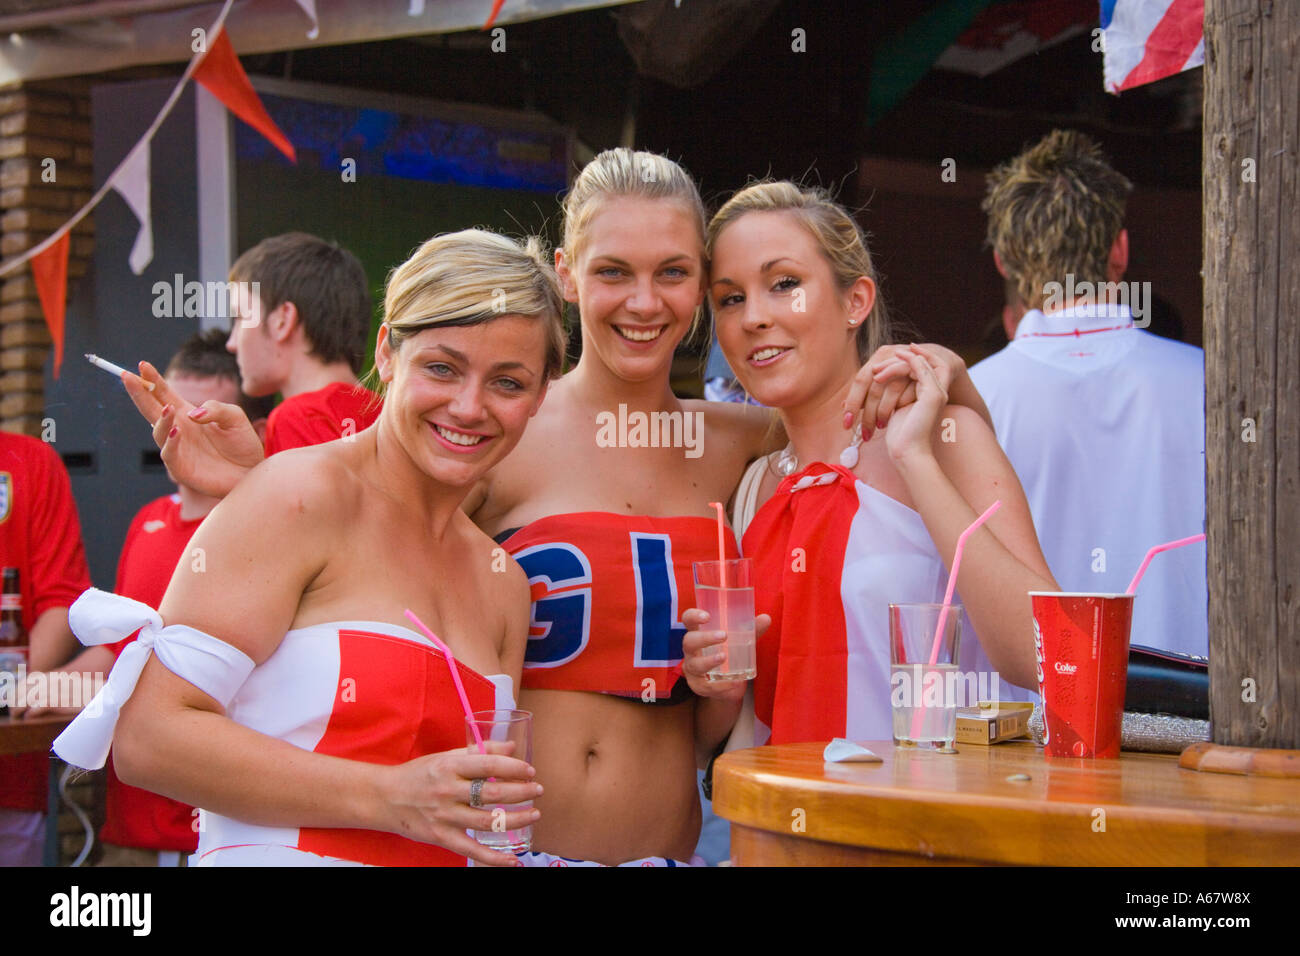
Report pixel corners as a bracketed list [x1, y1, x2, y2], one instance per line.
[459, 514, 522, 573]
[155, 444, 357, 663]
[686, 398, 780, 457]
[194, 445, 364, 575]
[455, 513, 530, 664]
[227, 443, 359, 519]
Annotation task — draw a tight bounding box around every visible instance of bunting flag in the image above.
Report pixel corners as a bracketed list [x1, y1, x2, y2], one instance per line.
[193, 28, 297, 162]
[484, 0, 506, 29]
[30, 232, 70, 378]
[1102, 0, 1204, 93]
[112, 141, 153, 275]
[4, 0, 523, 340]
[293, 0, 320, 39]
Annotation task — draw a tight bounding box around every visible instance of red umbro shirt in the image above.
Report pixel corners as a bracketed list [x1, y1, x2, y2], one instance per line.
[0, 432, 91, 811]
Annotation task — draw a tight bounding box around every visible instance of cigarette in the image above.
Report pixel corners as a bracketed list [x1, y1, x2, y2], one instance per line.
[85, 353, 155, 391]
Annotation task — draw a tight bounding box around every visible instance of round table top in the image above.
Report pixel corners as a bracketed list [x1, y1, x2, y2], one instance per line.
[0, 714, 72, 757]
[713, 740, 1300, 866]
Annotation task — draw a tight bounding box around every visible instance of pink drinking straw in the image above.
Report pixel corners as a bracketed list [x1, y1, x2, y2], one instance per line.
[708, 501, 729, 632]
[911, 500, 1002, 741]
[1126, 533, 1206, 594]
[405, 608, 486, 754]
[929, 500, 1003, 665]
[708, 501, 728, 582]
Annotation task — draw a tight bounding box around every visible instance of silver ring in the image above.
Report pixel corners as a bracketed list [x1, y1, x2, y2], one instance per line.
[469, 777, 485, 808]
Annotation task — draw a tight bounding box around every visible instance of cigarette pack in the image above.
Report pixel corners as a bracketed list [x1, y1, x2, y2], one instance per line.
[955, 701, 1033, 745]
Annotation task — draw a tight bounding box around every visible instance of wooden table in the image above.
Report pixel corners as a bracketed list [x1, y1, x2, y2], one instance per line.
[713, 740, 1300, 866]
[0, 714, 71, 757]
[1, 715, 73, 866]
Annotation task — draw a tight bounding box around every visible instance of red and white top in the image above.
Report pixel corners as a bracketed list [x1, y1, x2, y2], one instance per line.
[742, 461, 1030, 747]
[56, 589, 513, 867]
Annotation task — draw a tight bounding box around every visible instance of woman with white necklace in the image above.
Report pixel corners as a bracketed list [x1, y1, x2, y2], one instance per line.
[702, 181, 1057, 747]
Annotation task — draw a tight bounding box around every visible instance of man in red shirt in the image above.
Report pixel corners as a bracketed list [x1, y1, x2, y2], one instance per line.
[0, 430, 91, 866]
[20, 331, 273, 865]
[226, 232, 380, 454]
[119, 234, 381, 497]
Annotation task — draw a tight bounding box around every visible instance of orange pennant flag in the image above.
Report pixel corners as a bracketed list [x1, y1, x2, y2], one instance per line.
[30, 232, 70, 379]
[483, 0, 506, 29]
[194, 28, 296, 163]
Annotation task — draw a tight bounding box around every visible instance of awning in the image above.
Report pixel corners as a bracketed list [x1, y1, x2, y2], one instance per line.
[0, 0, 642, 86]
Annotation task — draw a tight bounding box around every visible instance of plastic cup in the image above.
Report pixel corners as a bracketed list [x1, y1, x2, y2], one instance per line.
[889, 603, 962, 749]
[692, 558, 756, 681]
[1030, 592, 1134, 758]
[465, 708, 533, 851]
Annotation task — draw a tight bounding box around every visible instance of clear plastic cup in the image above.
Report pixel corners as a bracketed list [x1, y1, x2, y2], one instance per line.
[692, 558, 756, 681]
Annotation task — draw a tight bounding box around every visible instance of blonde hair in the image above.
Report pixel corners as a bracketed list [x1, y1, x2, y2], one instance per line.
[706, 180, 893, 362]
[561, 148, 707, 261]
[371, 229, 565, 395]
[982, 129, 1132, 310]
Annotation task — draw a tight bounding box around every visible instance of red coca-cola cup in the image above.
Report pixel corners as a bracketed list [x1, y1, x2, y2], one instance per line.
[1029, 592, 1135, 758]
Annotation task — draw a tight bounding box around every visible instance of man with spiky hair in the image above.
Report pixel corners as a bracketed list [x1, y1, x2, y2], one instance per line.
[970, 129, 1207, 659]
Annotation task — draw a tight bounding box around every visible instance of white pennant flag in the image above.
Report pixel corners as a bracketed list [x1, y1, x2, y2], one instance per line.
[293, 0, 320, 39]
[409, 0, 425, 16]
[112, 140, 153, 275]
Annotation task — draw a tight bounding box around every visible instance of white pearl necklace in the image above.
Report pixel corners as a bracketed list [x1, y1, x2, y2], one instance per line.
[776, 430, 864, 476]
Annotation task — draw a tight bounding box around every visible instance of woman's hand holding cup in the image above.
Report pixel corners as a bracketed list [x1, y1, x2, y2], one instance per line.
[681, 607, 770, 701]
[381, 746, 541, 866]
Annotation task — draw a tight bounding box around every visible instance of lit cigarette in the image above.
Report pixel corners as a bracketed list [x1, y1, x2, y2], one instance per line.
[85, 353, 154, 391]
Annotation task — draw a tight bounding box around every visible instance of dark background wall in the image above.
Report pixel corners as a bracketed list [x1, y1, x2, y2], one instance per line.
[46, 78, 202, 588]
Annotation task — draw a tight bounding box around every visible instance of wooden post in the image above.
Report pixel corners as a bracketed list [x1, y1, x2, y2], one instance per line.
[1203, 0, 1299, 750]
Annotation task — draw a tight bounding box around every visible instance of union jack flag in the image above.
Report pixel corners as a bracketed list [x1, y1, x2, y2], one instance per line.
[1101, 0, 1205, 93]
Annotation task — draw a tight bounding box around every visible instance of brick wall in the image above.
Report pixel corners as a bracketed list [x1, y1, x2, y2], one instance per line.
[0, 78, 100, 864]
[0, 79, 93, 437]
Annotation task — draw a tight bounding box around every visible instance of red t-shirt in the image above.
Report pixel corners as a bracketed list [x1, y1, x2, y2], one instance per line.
[0, 432, 92, 811]
[263, 382, 380, 455]
[101, 494, 203, 851]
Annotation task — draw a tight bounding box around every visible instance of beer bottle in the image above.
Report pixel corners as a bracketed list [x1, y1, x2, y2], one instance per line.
[0, 567, 26, 717]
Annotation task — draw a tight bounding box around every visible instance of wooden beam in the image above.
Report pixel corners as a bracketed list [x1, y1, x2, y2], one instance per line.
[1203, 0, 1300, 749]
[0, 0, 644, 87]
